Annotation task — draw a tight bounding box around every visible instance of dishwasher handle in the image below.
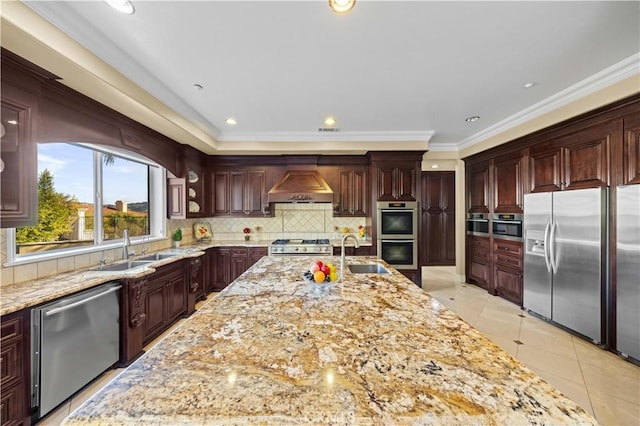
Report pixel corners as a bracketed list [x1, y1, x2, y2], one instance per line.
[44, 285, 121, 317]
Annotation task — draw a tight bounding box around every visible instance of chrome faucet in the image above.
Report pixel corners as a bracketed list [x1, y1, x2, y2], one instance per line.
[340, 233, 359, 282]
[123, 229, 135, 260]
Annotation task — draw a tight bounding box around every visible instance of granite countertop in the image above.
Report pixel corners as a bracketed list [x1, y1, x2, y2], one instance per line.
[64, 256, 596, 425]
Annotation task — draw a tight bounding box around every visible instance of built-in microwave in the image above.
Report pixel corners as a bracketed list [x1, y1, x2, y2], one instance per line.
[492, 213, 523, 241]
[376, 201, 418, 238]
[466, 213, 489, 236]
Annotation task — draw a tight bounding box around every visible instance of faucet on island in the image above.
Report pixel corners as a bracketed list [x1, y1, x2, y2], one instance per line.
[123, 228, 136, 260]
[340, 233, 359, 282]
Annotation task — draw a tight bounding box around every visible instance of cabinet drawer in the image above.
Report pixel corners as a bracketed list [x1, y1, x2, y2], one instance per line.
[231, 247, 248, 257]
[495, 252, 523, 269]
[469, 236, 490, 251]
[0, 340, 22, 387]
[0, 317, 22, 343]
[493, 240, 523, 257]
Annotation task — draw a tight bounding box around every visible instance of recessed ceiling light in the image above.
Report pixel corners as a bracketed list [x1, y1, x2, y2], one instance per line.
[324, 116, 337, 126]
[328, 0, 356, 14]
[225, 118, 238, 125]
[524, 82, 536, 88]
[193, 83, 204, 90]
[104, 0, 135, 15]
[465, 116, 480, 123]
[431, 164, 439, 169]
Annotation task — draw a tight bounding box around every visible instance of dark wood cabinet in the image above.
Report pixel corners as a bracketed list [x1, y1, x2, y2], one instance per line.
[211, 246, 269, 290]
[185, 148, 206, 218]
[249, 247, 268, 266]
[623, 114, 640, 185]
[142, 262, 187, 344]
[332, 245, 373, 256]
[493, 153, 523, 213]
[335, 168, 369, 216]
[231, 247, 249, 282]
[186, 256, 206, 315]
[466, 161, 490, 213]
[211, 247, 231, 291]
[375, 164, 416, 201]
[420, 172, 456, 266]
[530, 122, 613, 192]
[0, 84, 38, 228]
[492, 239, 523, 305]
[0, 310, 30, 426]
[211, 170, 266, 217]
[466, 235, 490, 289]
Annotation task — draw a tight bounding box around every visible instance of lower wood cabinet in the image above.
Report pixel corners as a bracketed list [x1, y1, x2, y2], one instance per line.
[142, 261, 187, 345]
[466, 235, 491, 290]
[492, 239, 523, 305]
[210, 246, 269, 291]
[332, 245, 373, 256]
[0, 310, 30, 426]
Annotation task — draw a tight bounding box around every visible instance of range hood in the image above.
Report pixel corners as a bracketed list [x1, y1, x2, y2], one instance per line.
[267, 170, 334, 203]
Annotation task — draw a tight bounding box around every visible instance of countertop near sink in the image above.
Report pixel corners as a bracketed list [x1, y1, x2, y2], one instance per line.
[0, 250, 205, 316]
[64, 256, 595, 425]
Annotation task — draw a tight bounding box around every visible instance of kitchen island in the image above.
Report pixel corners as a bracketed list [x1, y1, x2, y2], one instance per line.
[63, 256, 596, 425]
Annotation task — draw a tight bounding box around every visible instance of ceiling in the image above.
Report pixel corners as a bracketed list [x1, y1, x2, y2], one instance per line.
[12, 1, 640, 155]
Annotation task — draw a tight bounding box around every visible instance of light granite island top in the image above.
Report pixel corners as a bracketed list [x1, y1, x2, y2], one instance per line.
[64, 256, 596, 425]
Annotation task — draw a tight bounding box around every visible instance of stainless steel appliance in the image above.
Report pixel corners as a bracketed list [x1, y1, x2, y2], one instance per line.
[466, 213, 489, 236]
[492, 213, 523, 241]
[523, 187, 608, 344]
[376, 201, 418, 238]
[268, 239, 333, 256]
[31, 282, 121, 419]
[376, 201, 418, 269]
[616, 185, 640, 362]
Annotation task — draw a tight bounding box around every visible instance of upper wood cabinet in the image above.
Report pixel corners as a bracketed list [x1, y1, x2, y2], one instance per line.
[466, 160, 490, 213]
[376, 164, 416, 201]
[335, 167, 369, 217]
[623, 114, 640, 185]
[184, 149, 206, 218]
[493, 152, 523, 213]
[0, 84, 38, 228]
[530, 122, 613, 192]
[211, 169, 266, 217]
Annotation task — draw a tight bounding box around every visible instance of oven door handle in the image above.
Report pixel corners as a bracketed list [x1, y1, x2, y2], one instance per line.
[380, 239, 415, 243]
[466, 219, 489, 222]
[492, 219, 522, 224]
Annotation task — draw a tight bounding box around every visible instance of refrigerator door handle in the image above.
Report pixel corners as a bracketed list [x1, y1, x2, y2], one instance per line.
[543, 220, 551, 272]
[549, 220, 558, 274]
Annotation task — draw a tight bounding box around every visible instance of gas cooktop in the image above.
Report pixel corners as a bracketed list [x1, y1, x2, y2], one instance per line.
[269, 239, 332, 255]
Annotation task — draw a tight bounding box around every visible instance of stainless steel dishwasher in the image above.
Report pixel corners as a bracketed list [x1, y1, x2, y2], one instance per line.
[31, 282, 121, 419]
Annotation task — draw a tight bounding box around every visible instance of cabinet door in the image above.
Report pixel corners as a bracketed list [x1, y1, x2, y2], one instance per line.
[0, 86, 38, 228]
[421, 172, 456, 266]
[467, 161, 490, 212]
[167, 178, 186, 219]
[249, 247, 268, 266]
[143, 281, 166, 341]
[212, 248, 231, 290]
[352, 169, 369, 215]
[230, 257, 248, 282]
[166, 274, 187, 322]
[210, 172, 230, 216]
[336, 171, 353, 215]
[561, 123, 611, 190]
[229, 172, 246, 215]
[376, 166, 396, 201]
[0, 381, 24, 426]
[468, 258, 490, 289]
[493, 153, 523, 213]
[529, 144, 563, 193]
[623, 114, 640, 185]
[245, 170, 266, 216]
[395, 166, 416, 201]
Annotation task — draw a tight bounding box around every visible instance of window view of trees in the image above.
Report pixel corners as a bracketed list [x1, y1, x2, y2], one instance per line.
[15, 143, 151, 256]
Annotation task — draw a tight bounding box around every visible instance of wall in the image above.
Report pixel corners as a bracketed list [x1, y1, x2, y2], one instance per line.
[0, 204, 370, 287]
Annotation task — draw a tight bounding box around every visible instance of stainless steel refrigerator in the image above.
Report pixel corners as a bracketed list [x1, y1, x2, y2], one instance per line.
[616, 185, 640, 361]
[523, 187, 608, 344]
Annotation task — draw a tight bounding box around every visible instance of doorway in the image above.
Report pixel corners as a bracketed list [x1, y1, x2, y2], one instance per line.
[420, 171, 456, 266]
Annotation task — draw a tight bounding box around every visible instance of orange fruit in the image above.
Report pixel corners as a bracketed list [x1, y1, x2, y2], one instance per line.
[313, 271, 326, 283]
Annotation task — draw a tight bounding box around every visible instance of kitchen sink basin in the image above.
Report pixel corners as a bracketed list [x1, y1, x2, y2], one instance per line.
[93, 260, 153, 272]
[137, 253, 177, 262]
[348, 264, 390, 274]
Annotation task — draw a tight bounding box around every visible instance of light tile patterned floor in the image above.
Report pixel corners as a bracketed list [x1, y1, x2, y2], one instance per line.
[421, 266, 640, 426]
[39, 272, 640, 425]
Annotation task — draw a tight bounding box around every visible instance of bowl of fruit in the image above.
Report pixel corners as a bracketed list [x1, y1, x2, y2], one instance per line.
[303, 260, 339, 294]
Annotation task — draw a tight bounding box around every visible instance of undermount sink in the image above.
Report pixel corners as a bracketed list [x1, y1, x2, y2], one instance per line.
[92, 260, 153, 272]
[348, 264, 390, 274]
[137, 253, 177, 262]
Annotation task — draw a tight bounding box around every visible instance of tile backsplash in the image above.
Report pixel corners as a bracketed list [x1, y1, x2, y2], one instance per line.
[1, 203, 371, 286]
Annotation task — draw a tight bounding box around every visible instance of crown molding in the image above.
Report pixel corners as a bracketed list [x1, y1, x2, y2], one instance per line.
[457, 52, 640, 151]
[218, 130, 435, 143]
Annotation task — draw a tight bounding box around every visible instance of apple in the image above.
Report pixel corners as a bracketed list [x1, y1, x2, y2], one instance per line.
[310, 264, 320, 273]
[320, 265, 330, 275]
[314, 260, 324, 268]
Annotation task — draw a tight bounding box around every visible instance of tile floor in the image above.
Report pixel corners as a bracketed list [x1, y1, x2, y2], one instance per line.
[39, 270, 639, 425]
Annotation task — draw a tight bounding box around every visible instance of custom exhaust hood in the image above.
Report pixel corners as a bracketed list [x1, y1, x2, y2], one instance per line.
[267, 170, 334, 203]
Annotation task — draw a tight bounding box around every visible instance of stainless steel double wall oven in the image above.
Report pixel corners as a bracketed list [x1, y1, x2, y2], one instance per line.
[376, 201, 418, 269]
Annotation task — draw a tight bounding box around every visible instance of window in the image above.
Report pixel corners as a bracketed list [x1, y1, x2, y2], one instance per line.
[9, 143, 165, 263]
